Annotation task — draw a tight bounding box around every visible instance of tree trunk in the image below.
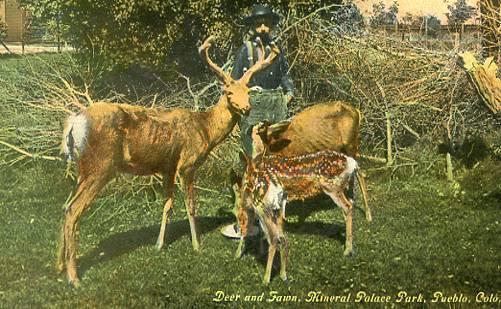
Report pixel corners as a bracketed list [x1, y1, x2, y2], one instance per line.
[457, 52, 501, 115]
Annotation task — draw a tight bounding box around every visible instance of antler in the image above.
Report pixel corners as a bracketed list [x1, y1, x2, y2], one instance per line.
[199, 35, 232, 85]
[239, 38, 280, 85]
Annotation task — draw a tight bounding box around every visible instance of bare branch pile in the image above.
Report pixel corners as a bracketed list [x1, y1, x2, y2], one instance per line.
[279, 13, 500, 166]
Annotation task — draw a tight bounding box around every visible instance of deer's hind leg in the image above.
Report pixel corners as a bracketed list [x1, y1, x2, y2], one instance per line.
[58, 167, 112, 287]
[356, 170, 372, 222]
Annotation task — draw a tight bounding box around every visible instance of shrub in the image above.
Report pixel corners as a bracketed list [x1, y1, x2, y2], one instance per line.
[0, 21, 7, 41]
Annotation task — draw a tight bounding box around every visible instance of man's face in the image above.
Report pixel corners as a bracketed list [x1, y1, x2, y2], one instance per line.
[254, 17, 272, 36]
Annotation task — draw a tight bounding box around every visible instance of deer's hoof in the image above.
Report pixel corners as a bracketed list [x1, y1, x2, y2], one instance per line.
[235, 249, 243, 259]
[55, 261, 65, 273]
[68, 277, 81, 288]
[155, 241, 164, 251]
[343, 248, 354, 257]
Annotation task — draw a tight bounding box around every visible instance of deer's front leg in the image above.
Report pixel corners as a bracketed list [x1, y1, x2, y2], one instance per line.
[279, 237, 288, 282]
[278, 215, 288, 282]
[235, 206, 247, 259]
[264, 242, 277, 285]
[156, 172, 176, 250]
[236, 204, 256, 258]
[181, 174, 200, 251]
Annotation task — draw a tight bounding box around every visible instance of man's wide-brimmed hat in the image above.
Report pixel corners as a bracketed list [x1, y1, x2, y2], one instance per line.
[243, 5, 280, 26]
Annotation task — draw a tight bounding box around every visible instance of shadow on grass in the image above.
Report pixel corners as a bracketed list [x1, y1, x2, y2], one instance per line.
[78, 196, 359, 280]
[78, 215, 233, 277]
[242, 197, 351, 281]
[0, 53, 23, 60]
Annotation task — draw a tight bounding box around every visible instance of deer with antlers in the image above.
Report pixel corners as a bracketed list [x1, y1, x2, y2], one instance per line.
[233, 101, 371, 258]
[56, 36, 279, 287]
[241, 123, 359, 284]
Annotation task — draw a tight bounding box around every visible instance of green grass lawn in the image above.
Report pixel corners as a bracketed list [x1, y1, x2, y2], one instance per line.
[0, 158, 499, 308]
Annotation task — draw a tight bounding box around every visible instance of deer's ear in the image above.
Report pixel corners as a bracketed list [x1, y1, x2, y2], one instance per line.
[268, 120, 291, 138]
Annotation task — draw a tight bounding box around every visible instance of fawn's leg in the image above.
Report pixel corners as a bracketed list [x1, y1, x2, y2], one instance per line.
[264, 242, 277, 285]
[235, 205, 250, 258]
[278, 215, 288, 281]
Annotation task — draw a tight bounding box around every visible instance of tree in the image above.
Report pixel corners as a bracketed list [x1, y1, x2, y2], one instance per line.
[329, 1, 365, 35]
[0, 21, 7, 42]
[423, 15, 442, 38]
[369, 1, 399, 27]
[19, 0, 66, 43]
[18, 0, 344, 75]
[401, 12, 415, 27]
[446, 0, 476, 31]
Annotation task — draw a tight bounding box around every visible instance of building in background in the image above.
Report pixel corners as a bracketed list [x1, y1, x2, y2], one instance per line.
[0, 0, 25, 42]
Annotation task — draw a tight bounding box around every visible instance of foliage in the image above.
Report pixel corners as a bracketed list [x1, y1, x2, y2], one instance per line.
[0, 21, 7, 41]
[446, 0, 476, 29]
[369, 1, 399, 27]
[19, 0, 64, 43]
[18, 0, 347, 73]
[402, 14, 442, 37]
[424, 15, 442, 37]
[329, 1, 365, 36]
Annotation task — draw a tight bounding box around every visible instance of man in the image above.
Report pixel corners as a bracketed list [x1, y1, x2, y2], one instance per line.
[232, 4, 294, 156]
[221, 4, 295, 238]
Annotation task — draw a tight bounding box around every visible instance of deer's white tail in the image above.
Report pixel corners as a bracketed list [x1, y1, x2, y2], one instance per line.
[61, 113, 89, 161]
